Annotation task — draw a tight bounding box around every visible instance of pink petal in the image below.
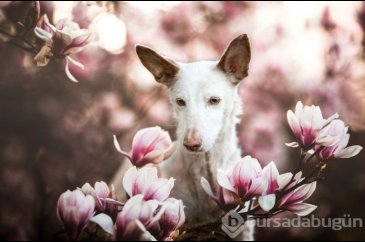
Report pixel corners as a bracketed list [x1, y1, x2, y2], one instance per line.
[285, 203, 317, 216]
[262, 162, 279, 194]
[280, 182, 316, 206]
[287, 110, 302, 143]
[144, 178, 174, 201]
[136, 150, 164, 167]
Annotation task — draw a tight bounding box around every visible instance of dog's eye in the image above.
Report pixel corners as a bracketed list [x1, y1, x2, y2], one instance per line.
[208, 97, 221, 105]
[176, 98, 186, 107]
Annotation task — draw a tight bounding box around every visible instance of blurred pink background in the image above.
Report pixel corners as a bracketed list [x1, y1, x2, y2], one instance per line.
[0, 1, 364, 240]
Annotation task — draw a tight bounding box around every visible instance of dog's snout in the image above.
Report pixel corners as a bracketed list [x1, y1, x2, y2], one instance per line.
[183, 129, 202, 152]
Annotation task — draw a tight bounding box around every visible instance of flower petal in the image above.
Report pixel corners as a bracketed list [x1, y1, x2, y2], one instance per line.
[285, 142, 299, 148]
[113, 135, 132, 160]
[90, 213, 114, 235]
[258, 194, 276, 212]
[200, 177, 215, 198]
[334, 145, 363, 159]
[65, 58, 78, 83]
[217, 169, 235, 192]
[286, 203, 317, 216]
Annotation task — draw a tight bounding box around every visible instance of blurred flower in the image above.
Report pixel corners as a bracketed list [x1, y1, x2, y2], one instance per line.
[113, 126, 175, 167]
[278, 181, 317, 216]
[158, 198, 185, 239]
[286, 101, 339, 149]
[123, 166, 174, 202]
[34, 16, 92, 82]
[116, 195, 160, 241]
[57, 189, 95, 240]
[314, 120, 363, 160]
[80, 181, 119, 220]
[90, 13, 127, 54]
[0, 2, 11, 8]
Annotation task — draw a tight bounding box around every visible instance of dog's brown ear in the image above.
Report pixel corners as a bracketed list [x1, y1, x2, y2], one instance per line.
[217, 34, 251, 84]
[136, 45, 179, 86]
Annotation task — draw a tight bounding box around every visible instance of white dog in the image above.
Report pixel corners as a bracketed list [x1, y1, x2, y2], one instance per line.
[113, 34, 253, 240]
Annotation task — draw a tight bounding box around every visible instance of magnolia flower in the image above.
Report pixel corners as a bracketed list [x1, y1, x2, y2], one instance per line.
[34, 16, 92, 82]
[81, 181, 119, 219]
[314, 120, 363, 160]
[116, 195, 162, 241]
[57, 189, 95, 240]
[159, 198, 185, 239]
[286, 101, 339, 149]
[114, 126, 175, 167]
[218, 156, 267, 199]
[123, 166, 174, 202]
[201, 156, 270, 207]
[277, 172, 318, 216]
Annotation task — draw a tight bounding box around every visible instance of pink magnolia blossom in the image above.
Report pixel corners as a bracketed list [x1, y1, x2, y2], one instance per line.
[123, 166, 175, 202]
[277, 172, 318, 216]
[286, 101, 339, 149]
[202, 156, 279, 208]
[114, 126, 175, 167]
[57, 189, 95, 240]
[34, 16, 92, 82]
[158, 198, 185, 239]
[217, 156, 267, 199]
[116, 195, 162, 241]
[314, 120, 363, 160]
[80, 181, 119, 220]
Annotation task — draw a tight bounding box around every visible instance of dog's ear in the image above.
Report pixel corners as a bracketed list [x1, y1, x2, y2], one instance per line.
[136, 45, 179, 86]
[217, 34, 251, 84]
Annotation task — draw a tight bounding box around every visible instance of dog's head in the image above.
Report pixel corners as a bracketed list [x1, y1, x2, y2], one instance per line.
[136, 34, 251, 153]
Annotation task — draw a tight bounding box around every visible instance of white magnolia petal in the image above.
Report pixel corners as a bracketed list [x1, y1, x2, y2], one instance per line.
[278, 172, 292, 190]
[335, 145, 363, 159]
[67, 56, 84, 70]
[90, 213, 114, 235]
[316, 135, 340, 147]
[217, 169, 235, 192]
[258, 194, 276, 212]
[122, 166, 138, 197]
[200, 177, 215, 198]
[34, 27, 53, 42]
[65, 58, 78, 82]
[285, 142, 299, 148]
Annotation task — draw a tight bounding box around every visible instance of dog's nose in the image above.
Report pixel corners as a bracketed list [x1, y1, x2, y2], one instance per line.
[183, 129, 202, 152]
